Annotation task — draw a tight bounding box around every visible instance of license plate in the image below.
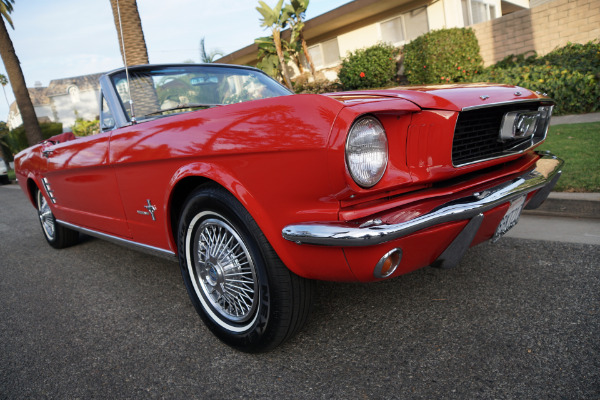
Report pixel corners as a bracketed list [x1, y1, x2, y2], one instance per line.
[492, 195, 526, 242]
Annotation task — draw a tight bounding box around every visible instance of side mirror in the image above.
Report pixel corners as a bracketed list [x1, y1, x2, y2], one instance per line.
[101, 117, 115, 131]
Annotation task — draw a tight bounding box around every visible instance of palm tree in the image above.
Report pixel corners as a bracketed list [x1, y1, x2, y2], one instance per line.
[0, 0, 42, 146]
[285, 0, 316, 78]
[109, 0, 149, 66]
[0, 73, 9, 107]
[256, 0, 293, 90]
[109, 0, 158, 118]
[199, 37, 223, 63]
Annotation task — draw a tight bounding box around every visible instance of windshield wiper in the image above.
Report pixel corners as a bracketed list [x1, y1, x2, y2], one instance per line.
[143, 103, 221, 117]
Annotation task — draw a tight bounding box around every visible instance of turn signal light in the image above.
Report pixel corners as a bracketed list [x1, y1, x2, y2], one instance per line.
[374, 248, 402, 279]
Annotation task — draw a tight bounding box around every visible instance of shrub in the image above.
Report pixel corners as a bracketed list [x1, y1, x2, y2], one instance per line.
[338, 43, 398, 90]
[71, 117, 100, 136]
[0, 122, 63, 159]
[403, 28, 483, 85]
[293, 79, 342, 94]
[475, 41, 600, 115]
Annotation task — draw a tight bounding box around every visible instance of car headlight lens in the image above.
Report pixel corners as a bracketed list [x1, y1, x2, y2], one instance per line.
[345, 116, 388, 188]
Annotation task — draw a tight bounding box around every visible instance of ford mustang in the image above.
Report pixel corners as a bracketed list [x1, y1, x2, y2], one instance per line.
[15, 64, 563, 352]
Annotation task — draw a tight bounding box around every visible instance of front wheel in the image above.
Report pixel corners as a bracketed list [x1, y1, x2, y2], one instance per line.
[177, 185, 314, 352]
[36, 189, 79, 249]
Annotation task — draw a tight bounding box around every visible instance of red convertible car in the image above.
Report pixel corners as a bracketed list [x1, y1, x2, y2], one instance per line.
[15, 64, 562, 352]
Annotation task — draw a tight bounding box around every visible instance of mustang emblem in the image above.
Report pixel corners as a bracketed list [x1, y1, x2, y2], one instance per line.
[137, 199, 157, 221]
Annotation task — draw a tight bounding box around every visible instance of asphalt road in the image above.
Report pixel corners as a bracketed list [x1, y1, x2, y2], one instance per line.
[1, 184, 599, 399]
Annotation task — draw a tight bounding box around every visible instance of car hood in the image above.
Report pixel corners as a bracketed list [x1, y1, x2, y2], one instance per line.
[323, 84, 546, 111]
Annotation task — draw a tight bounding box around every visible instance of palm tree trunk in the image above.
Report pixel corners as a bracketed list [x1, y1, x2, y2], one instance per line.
[109, 0, 149, 66]
[0, 18, 42, 146]
[110, 0, 158, 118]
[273, 29, 293, 90]
[300, 32, 316, 79]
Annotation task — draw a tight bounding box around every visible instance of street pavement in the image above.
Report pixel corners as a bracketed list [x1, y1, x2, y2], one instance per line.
[1, 183, 599, 399]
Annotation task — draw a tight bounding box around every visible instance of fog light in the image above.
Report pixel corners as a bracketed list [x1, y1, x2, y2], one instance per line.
[374, 248, 402, 279]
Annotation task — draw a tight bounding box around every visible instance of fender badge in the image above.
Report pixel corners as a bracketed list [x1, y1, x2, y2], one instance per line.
[137, 199, 157, 221]
[480, 95, 489, 100]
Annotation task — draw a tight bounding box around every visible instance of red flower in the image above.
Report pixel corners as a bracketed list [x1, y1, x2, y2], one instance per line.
[359, 72, 365, 78]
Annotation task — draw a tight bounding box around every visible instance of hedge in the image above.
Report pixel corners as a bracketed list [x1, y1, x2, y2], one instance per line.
[475, 41, 600, 115]
[403, 28, 483, 85]
[338, 43, 398, 90]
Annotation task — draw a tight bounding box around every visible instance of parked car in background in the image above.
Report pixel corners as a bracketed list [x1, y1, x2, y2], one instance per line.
[0, 157, 9, 185]
[14, 64, 563, 352]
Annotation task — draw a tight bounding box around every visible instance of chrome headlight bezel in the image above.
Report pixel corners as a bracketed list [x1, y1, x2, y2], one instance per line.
[345, 116, 389, 188]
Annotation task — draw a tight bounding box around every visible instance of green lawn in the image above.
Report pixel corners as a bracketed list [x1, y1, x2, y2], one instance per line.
[538, 122, 600, 192]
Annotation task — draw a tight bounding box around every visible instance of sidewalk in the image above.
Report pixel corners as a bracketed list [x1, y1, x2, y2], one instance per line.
[550, 112, 600, 125]
[524, 192, 600, 220]
[526, 112, 600, 220]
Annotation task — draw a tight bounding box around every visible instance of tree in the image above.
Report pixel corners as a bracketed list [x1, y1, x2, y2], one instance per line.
[284, 0, 316, 79]
[109, 0, 157, 118]
[0, 73, 9, 107]
[199, 37, 223, 63]
[255, 35, 296, 80]
[256, 0, 293, 90]
[0, 0, 42, 146]
[109, 0, 149, 66]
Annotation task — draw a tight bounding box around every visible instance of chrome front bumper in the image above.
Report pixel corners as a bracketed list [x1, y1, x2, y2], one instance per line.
[283, 152, 563, 247]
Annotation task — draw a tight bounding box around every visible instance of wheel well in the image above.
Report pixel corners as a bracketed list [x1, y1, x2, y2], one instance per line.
[26, 178, 39, 206]
[169, 176, 220, 249]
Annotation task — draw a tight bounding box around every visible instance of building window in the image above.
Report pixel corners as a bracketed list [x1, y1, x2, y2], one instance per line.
[380, 7, 428, 45]
[308, 37, 340, 69]
[68, 86, 80, 103]
[462, 0, 498, 25]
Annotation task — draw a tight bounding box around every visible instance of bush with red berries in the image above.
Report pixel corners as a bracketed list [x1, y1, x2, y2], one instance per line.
[338, 43, 398, 90]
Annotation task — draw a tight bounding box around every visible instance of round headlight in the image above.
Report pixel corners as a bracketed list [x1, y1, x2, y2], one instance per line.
[345, 116, 388, 188]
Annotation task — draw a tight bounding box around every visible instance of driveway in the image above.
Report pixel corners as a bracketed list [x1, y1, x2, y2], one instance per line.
[1, 184, 599, 399]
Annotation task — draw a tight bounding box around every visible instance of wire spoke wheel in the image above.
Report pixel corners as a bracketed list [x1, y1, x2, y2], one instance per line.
[37, 190, 56, 240]
[178, 186, 314, 352]
[191, 216, 259, 326]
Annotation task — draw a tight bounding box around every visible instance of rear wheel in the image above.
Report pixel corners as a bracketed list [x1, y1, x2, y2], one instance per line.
[177, 185, 314, 352]
[36, 189, 78, 249]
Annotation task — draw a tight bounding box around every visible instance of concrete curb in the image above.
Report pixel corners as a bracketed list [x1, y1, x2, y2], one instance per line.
[524, 192, 600, 219]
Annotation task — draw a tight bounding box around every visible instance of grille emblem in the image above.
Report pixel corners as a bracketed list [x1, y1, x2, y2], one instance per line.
[499, 111, 540, 142]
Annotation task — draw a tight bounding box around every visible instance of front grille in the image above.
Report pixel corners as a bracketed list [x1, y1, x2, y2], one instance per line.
[452, 102, 541, 166]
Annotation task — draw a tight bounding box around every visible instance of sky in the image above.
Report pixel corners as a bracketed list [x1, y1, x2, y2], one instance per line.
[0, 0, 351, 122]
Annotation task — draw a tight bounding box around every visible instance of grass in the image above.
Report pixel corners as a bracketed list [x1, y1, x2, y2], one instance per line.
[8, 170, 15, 181]
[538, 121, 600, 192]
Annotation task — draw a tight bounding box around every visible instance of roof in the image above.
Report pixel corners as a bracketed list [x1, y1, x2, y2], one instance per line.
[45, 73, 104, 97]
[216, 0, 422, 65]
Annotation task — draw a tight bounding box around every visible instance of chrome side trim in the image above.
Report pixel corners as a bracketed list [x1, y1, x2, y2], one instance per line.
[41, 177, 57, 204]
[282, 152, 563, 247]
[56, 220, 177, 261]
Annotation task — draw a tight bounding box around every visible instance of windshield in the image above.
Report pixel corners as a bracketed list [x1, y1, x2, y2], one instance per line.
[110, 65, 291, 122]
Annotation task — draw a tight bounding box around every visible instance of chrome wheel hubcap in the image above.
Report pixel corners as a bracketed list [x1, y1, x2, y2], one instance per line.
[192, 217, 258, 324]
